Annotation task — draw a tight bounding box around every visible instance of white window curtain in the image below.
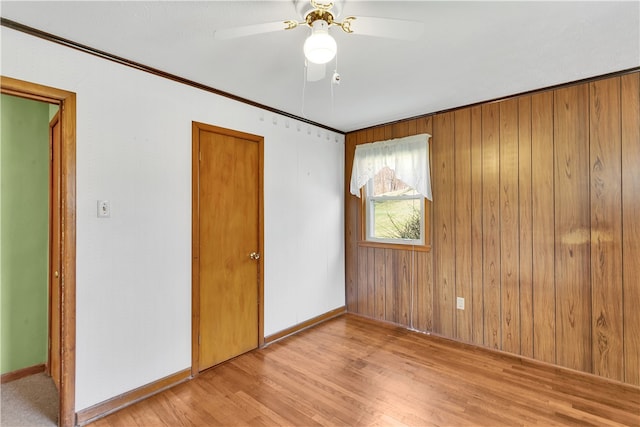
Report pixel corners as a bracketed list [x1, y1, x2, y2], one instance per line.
[349, 133, 432, 200]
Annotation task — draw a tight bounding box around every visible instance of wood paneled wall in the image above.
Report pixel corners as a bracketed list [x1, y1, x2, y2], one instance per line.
[345, 72, 640, 386]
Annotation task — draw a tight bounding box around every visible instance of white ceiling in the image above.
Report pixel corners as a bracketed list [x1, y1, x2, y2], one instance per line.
[2, 1, 639, 132]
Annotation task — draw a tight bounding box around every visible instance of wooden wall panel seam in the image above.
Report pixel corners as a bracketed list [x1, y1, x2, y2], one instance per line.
[518, 96, 534, 359]
[553, 94, 557, 366]
[472, 106, 485, 346]
[453, 115, 458, 338]
[620, 72, 640, 385]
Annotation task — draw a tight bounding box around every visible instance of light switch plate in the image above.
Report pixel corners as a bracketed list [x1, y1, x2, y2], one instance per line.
[456, 297, 465, 310]
[97, 200, 111, 218]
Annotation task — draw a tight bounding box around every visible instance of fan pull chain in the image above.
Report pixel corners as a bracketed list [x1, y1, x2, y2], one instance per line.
[301, 60, 308, 118]
[330, 68, 334, 113]
[330, 53, 340, 115]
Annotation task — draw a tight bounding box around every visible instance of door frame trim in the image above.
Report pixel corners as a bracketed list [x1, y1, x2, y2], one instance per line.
[1, 76, 76, 427]
[48, 110, 61, 384]
[191, 121, 264, 376]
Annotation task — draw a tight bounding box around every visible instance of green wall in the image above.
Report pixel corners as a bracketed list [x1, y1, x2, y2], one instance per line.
[1, 94, 51, 374]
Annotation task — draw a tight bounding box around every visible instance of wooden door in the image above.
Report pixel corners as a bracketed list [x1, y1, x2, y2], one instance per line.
[48, 111, 61, 391]
[193, 123, 263, 371]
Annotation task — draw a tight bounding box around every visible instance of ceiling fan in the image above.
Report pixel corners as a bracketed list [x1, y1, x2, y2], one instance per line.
[213, 0, 424, 82]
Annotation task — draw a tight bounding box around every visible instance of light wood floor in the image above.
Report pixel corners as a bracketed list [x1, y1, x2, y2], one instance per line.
[90, 314, 639, 426]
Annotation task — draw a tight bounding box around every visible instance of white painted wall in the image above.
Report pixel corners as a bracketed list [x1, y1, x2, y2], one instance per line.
[1, 28, 345, 410]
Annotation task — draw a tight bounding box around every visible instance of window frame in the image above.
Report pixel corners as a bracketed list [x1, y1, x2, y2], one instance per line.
[359, 184, 431, 252]
[364, 179, 425, 245]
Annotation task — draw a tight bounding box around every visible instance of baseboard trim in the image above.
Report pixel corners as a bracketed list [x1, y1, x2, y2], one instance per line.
[264, 306, 346, 345]
[75, 368, 191, 426]
[1, 363, 46, 383]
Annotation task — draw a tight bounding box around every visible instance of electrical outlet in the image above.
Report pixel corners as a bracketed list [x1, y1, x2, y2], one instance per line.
[456, 297, 465, 310]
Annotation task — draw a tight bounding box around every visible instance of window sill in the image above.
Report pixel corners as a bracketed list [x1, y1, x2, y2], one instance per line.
[357, 241, 432, 252]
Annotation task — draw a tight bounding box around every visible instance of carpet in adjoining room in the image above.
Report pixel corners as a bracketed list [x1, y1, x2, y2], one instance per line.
[1, 373, 58, 427]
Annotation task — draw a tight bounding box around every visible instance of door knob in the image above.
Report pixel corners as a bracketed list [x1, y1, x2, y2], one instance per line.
[54, 271, 59, 278]
[249, 252, 260, 260]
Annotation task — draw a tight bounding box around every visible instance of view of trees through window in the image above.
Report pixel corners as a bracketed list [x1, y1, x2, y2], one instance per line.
[369, 167, 422, 241]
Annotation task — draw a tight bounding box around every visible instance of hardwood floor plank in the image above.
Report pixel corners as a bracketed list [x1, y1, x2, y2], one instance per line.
[90, 315, 640, 427]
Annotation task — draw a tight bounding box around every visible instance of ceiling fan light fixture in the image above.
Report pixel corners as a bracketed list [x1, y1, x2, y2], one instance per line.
[304, 20, 337, 64]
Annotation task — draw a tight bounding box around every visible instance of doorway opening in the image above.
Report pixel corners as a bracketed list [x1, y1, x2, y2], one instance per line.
[1, 76, 76, 427]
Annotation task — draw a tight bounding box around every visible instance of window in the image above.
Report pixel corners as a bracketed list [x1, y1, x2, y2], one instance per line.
[349, 134, 431, 248]
[364, 167, 425, 245]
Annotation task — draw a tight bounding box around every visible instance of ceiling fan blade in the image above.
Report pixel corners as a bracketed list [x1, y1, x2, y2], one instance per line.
[345, 16, 424, 40]
[306, 62, 326, 82]
[214, 20, 297, 40]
